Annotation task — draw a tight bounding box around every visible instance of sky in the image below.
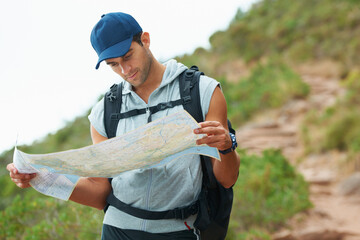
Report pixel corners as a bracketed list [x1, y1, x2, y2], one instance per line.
[0, 0, 259, 153]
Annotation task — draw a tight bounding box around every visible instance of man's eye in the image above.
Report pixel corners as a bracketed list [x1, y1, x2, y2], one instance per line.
[124, 54, 132, 60]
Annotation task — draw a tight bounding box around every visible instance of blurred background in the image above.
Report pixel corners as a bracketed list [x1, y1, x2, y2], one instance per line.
[1, 0, 360, 239]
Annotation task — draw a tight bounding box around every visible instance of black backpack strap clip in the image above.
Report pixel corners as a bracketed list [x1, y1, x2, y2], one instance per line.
[106, 84, 119, 102]
[157, 99, 183, 111]
[181, 68, 195, 104]
[182, 95, 192, 104]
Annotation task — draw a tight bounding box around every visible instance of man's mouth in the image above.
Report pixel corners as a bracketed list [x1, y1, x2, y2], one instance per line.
[127, 71, 138, 80]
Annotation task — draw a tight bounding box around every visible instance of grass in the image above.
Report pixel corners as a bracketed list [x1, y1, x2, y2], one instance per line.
[221, 59, 309, 124]
[226, 150, 312, 239]
[301, 70, 360, 154]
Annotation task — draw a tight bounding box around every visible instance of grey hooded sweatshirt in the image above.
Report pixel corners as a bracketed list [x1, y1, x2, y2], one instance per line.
[88, 59, 219, 233]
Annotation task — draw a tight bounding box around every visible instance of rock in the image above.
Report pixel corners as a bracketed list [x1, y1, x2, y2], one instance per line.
[272, 229, 296, 240]
[296, 228, 351, 240]
[300, 168, 335, 185]
[338, 172, 360, 196]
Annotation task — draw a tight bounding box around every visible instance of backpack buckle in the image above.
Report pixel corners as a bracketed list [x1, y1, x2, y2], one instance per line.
[185, 70, 195, 77]
[182, 96, 192, 104]
[110, 113, 119, 120]
[106, 84, 119, 102]
[110, 84, 117, 91]
[107, 92, 117, 102]
[157, 102, 173, 111]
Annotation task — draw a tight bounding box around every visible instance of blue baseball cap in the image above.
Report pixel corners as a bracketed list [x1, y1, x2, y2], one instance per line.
[90, 12, 142, 69]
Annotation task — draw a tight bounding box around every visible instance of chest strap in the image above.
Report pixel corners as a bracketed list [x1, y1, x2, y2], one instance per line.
[110, 99, 183, 123]
[106, 190, 199, 220]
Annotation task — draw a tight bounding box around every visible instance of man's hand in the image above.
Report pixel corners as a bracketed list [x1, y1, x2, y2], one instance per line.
[194, 121, 232, 151]
[193, 86, 240, 188]
[6, 163, 36, 189]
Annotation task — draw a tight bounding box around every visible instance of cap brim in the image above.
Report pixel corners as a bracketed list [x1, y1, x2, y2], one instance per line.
[95, 36, 133, 69]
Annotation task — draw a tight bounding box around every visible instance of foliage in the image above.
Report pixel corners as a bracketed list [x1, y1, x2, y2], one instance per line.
[227, 226, 271, 240]
[209, 0, 360, 73]
[227, 150, 312, 238]
[0, 111, 95, 238]
[175, 47, 218, 78]
[0, 194, 103, 240]
[0, 149, 310, 239]
[0, 175, 26, 210]
[301, 70, 360, 153]
[5, 0, 353, 237]
[221, 59, 309, 124]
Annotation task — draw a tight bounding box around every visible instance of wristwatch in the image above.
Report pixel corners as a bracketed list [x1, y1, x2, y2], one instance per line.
[219, 132, 238, 154]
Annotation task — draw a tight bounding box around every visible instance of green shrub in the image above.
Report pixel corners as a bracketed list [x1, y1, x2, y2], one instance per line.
[0, 194, 103, 240]
[209, 0, 360, 72]
[302, 70, 360, 153]
[221, 60, 309, 123]
[236, 228, 272, 240]
[228, 150, 312, 235]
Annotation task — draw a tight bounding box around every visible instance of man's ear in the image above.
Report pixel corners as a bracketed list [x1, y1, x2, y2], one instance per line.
[141, 32, 150, 47]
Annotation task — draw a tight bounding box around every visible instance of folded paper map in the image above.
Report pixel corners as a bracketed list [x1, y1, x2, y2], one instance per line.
[13, 110, 220, 200]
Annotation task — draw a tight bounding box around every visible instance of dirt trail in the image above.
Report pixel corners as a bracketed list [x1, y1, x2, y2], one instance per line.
[235, 74, 360, 240]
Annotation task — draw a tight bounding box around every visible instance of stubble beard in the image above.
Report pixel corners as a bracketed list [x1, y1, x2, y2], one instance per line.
[138, 51, 153, 87]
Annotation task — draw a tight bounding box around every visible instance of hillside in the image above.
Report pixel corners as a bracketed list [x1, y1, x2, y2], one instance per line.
[179, 0, 360, 78]
[1, 0, 360, 239]
[236, 69, 360, 239]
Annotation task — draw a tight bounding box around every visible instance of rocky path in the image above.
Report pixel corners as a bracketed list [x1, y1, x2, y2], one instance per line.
[235, 74, 360, 240]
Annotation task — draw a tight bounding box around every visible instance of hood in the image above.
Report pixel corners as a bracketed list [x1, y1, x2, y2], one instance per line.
[121, 59, 187, 94]
[159, 59, 187, 87]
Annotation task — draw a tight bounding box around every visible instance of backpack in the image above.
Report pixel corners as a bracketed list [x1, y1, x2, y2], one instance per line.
[103, 66, 235, 239]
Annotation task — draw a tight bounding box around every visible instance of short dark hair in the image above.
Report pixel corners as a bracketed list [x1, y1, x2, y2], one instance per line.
[132, 31, 143, 46]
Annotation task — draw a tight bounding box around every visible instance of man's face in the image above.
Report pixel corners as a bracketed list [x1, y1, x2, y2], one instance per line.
[105, 41, 152, 89]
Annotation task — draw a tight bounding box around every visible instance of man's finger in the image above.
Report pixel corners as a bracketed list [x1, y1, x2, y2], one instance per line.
[6, 163, 17, 173]
[17, 182, 31, 189]
[198, 121, 221, 128]
[194, 126, 226, 136]
[196, 135, 222, 145]
[13, 177, 32, 183]
[10, 172, 36, 180]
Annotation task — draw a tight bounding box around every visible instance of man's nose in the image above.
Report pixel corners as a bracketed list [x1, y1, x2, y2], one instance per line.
[119, 62, 131, 75]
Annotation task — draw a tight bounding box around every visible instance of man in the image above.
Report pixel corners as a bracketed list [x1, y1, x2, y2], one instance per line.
[7, 12, 240, 239]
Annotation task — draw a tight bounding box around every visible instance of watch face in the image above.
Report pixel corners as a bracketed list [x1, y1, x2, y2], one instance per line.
[229, 133, 237, 150]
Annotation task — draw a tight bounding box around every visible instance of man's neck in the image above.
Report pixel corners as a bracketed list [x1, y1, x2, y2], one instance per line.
[134, 59, 166, 103]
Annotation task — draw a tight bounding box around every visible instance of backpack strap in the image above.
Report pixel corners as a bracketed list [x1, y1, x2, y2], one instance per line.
[106, 190, 199, 220]
[104, 82, 123, 139]
[179, 67, 218, 188]
[179, 66, 204, 123]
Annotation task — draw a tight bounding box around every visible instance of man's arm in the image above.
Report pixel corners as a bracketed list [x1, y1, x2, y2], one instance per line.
[68, 125, 111, 210]
[194, 86, 240, 188]
[7, 125, 112, 210]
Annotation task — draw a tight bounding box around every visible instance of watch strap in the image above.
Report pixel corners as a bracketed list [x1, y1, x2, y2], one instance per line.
[219, 132, 237, 154]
